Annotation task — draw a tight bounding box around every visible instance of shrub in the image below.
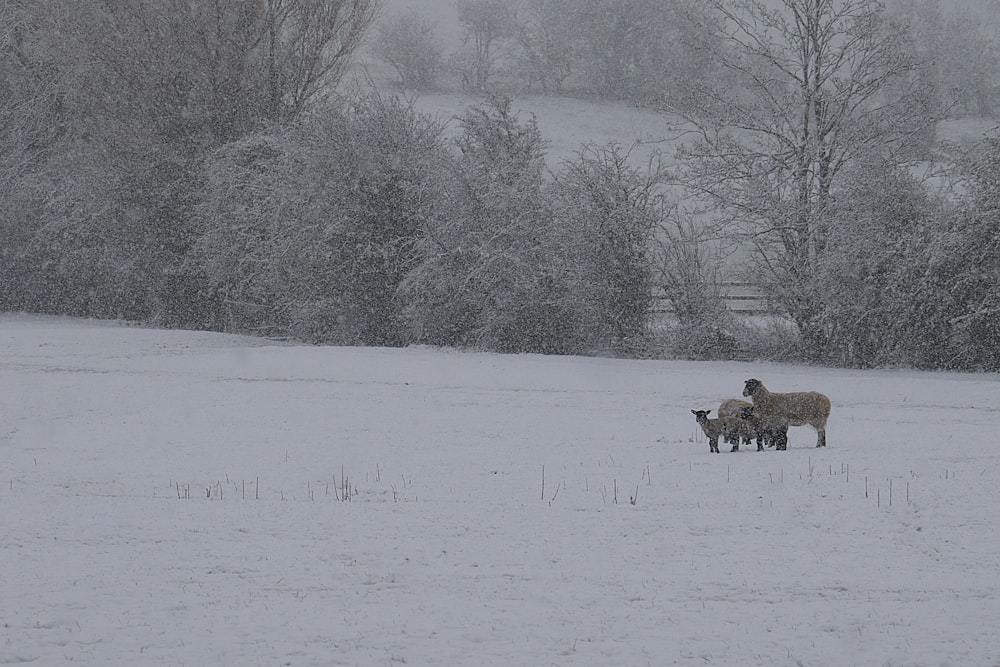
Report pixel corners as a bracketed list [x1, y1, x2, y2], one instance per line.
[374, 11, 444, 90]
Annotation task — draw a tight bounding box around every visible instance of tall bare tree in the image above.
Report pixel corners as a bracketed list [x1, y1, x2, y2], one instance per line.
[453, 0, 517, 92]
[667, 0, 934, 350]
[258, 0, 381, 120]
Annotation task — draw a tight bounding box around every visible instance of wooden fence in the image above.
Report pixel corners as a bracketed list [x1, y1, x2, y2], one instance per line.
[652, 282, 770, 315]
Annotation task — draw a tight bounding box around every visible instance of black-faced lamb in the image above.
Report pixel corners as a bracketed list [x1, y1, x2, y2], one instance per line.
[742, 378, 831, 448]
[691, 409, 742, 453]
[718, 398, 756, 449]
[739, 406, 790, 451]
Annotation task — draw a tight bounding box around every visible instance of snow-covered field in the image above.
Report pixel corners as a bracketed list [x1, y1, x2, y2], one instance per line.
[2, 315, 999, 666]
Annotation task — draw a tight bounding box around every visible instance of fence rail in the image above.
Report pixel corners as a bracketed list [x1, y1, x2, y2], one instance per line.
[652, 282, 770, 315]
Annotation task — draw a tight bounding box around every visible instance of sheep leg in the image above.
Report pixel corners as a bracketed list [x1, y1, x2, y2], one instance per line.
[816, 428, 826, 447]
[709, 436, 719, 454]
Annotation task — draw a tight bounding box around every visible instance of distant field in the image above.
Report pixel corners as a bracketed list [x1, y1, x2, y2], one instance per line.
[365, 1, 996, 166]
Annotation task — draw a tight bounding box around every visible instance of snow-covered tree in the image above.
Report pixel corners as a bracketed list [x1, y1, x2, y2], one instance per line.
[652, 209, 737, 359]
[374, 11, 444, 91]
[936, 133, 1000, 370]
[509, 0, 580, 94]
[505, 0, 716, 102]
[1, 0, 379, 320]
[188, 94, 453, 344]
[452, 0, 518, 93]
[0, 1, 62, 312]
[668, 0, 935, 357]
[402, 97, 594, 353]
[812, 158, 950, 367]
[551, 143, 666, 348]
[571, 0, 705, 103]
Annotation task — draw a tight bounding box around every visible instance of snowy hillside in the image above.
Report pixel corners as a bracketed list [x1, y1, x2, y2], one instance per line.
[2, 315, 998, 665]
[366, 0, 999, 167]
[362, 0, 678, 166]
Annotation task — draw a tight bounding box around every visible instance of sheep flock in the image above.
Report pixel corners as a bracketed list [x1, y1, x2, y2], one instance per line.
[692, 378, 831, 453]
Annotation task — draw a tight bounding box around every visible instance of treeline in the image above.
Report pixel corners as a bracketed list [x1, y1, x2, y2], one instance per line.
[177, 95, 665, 354]
[376, 0, 1000, 119]
[0, 0, 664, 354]
[1, 0, 999, 370]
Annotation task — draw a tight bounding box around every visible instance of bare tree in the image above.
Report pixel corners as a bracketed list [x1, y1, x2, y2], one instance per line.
[510, 0, 580, 94]
[258, 0, 382, 120]
[667, 0, 934, 351]
[453, 0, 517, 92]
[374, 10, 443, 90]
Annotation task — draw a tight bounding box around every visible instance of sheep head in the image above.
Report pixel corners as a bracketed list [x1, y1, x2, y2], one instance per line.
[743, 378, 764, 398]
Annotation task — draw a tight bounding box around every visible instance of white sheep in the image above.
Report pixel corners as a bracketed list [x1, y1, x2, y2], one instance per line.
[742, 378, 830, 448]
[718, 398, 756, 450]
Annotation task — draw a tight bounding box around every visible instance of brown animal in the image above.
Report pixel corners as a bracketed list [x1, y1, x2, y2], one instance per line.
[742, 379, 830, 447]
[691, 409, 743, 453]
